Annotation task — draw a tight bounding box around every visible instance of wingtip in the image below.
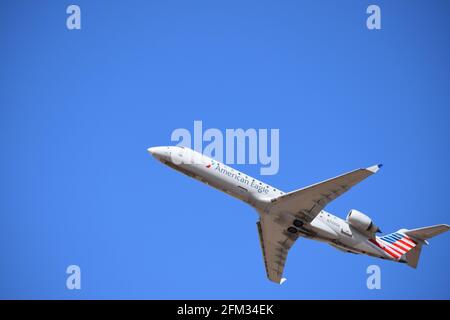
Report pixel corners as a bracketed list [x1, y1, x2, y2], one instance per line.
[280, 278, 287, 284]
[367, 163, 383, 173]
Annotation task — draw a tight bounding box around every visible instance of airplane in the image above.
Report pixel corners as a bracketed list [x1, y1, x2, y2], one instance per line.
[148, 145, 450, 284]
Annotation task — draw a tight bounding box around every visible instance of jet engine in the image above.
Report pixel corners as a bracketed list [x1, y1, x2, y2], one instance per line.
[346, 209, 381, 234]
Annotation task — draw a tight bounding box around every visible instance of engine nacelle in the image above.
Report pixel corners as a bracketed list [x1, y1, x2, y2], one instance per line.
[346, 209, 380, 234]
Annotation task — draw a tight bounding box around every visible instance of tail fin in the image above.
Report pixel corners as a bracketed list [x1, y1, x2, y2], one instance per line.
[403, 243, 423, 268]
[381, 224, 450, 268]
[378, 231, 420, 265]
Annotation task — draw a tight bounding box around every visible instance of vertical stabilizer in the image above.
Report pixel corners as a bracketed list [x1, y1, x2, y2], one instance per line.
[402, 224, 449, 268]
[404, 242, 423, 268]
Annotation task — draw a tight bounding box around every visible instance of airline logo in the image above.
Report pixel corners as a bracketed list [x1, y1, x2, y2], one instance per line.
[369, 232, 417, 259]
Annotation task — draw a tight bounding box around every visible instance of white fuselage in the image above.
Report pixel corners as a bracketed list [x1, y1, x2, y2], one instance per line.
[149, 146, 404, 263]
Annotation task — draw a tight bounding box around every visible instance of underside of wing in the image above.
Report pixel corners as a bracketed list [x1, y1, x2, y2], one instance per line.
[405, 224, 450, 241]
[255, 164, 381, 283]
[268, 164, 382, 223]
[257, 214, 300, 284]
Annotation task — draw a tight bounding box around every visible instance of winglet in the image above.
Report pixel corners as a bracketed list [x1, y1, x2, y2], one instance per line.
[366, 164, 383, 173]
[280, 278, 287, 285]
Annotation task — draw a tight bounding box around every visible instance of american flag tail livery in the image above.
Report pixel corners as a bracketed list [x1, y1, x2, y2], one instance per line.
[371, 224, 450, 268]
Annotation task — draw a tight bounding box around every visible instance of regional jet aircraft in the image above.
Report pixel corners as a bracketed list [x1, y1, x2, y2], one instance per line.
[148, 146, 450, 284]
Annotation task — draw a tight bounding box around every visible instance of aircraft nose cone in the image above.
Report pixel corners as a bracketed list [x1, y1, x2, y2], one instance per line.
[147, 147, 157, 155]
[147, 146, 167, 159]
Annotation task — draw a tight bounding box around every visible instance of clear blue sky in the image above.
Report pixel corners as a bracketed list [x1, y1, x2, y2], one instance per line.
[1, 0, 449, 299]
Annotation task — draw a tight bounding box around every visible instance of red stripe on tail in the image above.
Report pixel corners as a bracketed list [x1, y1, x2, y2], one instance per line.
[369, 239, 400, 259]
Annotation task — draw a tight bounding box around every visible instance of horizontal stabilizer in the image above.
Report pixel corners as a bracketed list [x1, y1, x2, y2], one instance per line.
[400, 225, 449, 268]
[405, 224, 450, 241]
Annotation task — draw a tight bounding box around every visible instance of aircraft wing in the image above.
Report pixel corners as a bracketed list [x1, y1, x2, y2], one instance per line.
[257, 214, 299, 284]
[268, 164, 382, 223]
[256, 164, 381, 283]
